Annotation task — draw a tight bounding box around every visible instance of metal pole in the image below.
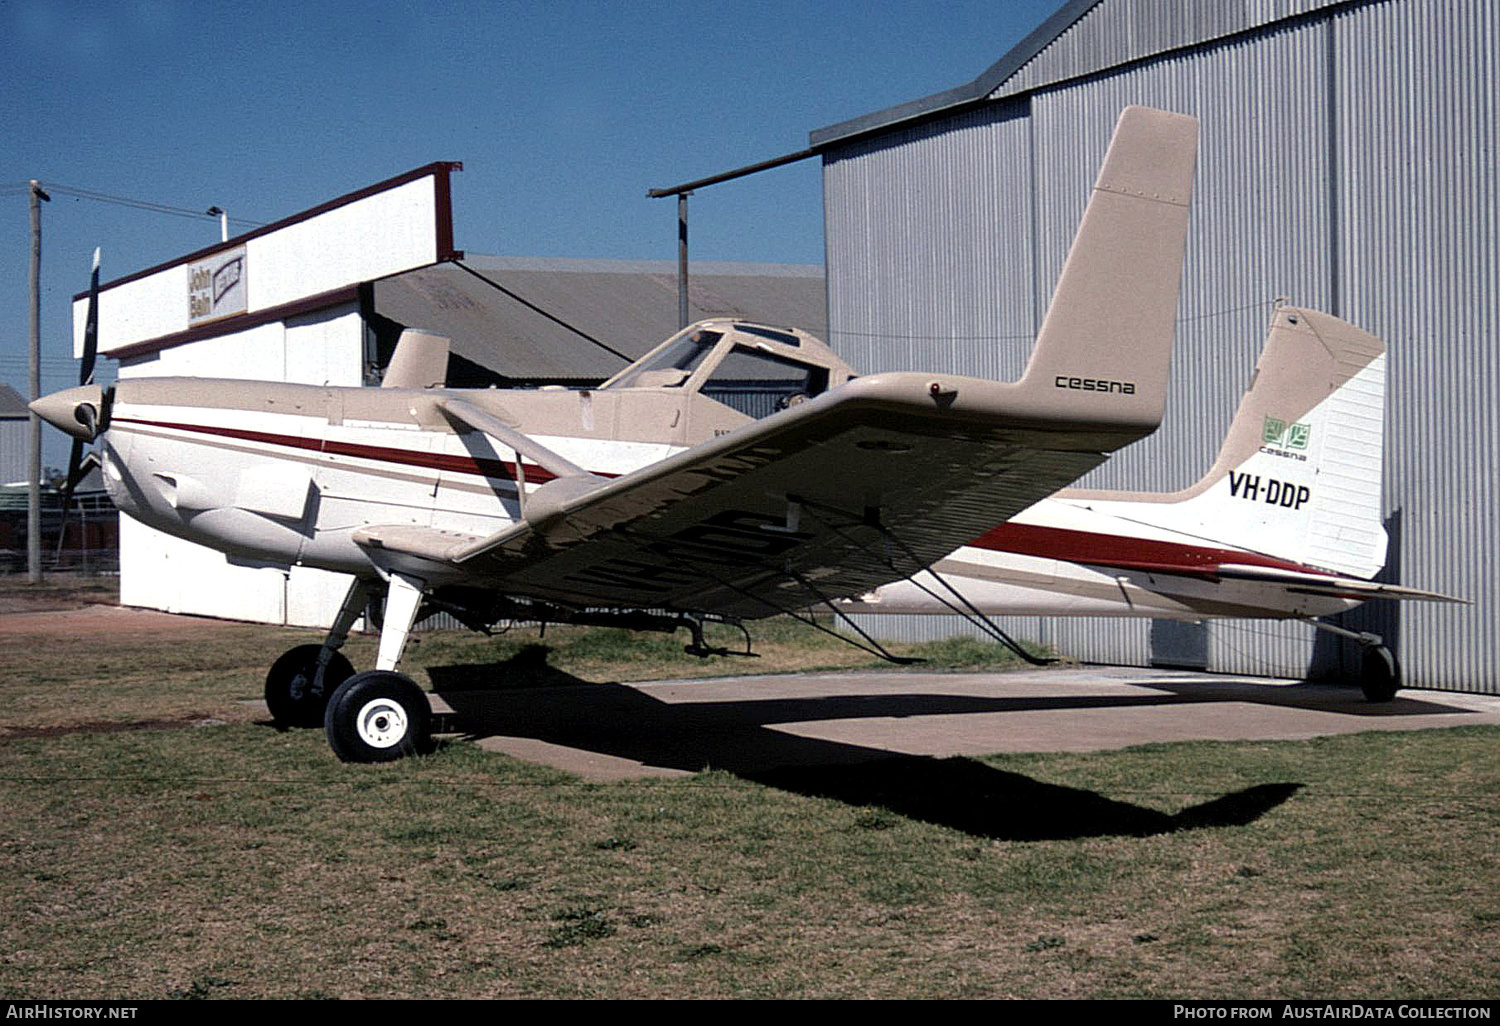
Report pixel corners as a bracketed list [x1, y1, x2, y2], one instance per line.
[27, 180, 49, 584]
[677, 192, 689, 329]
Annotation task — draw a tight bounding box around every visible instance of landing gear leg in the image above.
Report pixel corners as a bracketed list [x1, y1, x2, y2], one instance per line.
[1302, 618, 1401, 703]
[1359, 644, 1401, 703]
[264, 577, 370, 728]
[324, 573, 433, 762]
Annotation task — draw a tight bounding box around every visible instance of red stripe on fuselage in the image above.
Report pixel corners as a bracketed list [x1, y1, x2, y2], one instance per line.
[968, 522, 1334, 580]
[114, 417, 615, 485]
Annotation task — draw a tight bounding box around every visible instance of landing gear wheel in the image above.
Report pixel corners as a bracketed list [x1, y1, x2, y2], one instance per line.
[265, 645, 355, 728]
[324, 670, 431, 763]
[1360, 645, 1400, 703]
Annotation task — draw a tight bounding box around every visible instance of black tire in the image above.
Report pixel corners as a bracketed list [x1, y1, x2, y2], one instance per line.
[1360, 645, 1400, 703]
[323, 670, 431, 763]
[265, 645, 355, 728]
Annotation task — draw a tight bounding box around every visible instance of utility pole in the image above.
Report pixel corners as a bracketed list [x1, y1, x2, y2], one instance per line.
[206, 205, 227, 242]
[27, 180, 50, 584]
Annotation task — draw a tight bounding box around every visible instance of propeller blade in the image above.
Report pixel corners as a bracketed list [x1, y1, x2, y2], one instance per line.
[80, 248, 99, 388]
[59, 249, 102, 528]
[61, 439, 85, 510]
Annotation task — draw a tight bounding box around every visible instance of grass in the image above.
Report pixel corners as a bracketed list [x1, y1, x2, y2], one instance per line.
[0, 579, 1496, 998]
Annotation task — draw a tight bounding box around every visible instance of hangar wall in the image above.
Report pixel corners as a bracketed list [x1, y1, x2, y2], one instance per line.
[821, 0, 1495, 691]
[0, 386, 27, 484]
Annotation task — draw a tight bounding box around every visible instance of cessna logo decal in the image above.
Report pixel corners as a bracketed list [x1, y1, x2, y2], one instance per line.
[1262, 416, 1311, 450]
[1228, 472, 1310, 510]
[1054, 376, 1136, 395]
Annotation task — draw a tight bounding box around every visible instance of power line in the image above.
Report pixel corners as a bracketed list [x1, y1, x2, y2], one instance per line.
[4, 180, 265, 228]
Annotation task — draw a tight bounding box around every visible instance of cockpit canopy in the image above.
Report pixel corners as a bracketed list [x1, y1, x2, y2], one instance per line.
[601, 320, 855, 419]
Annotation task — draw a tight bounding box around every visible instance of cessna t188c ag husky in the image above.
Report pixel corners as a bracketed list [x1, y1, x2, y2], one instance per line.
[31, 107, 1450, 762]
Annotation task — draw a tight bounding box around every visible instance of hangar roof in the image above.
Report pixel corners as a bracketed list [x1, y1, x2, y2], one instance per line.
[0, 384, 27, 419]
[372, 255, 826, 382]
[810, 0, 1342, 148]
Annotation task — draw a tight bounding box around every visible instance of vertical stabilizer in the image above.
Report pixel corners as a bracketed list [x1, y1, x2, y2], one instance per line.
[382, 329, 450, 389]
[1020, 106, 1198, 436]
[1066, 307, 1390, 578]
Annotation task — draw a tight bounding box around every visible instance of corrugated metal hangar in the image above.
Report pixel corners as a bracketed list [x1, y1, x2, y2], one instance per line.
[79, 0, 1494, 694]
[797, 0, 1493, 692]
[0, 385, 27, 485]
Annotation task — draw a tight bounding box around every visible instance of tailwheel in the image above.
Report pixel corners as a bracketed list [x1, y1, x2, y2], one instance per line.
[266, 645, 354, 728]
[1360, 645, 1400, 703]
[324, 670, 432, 763]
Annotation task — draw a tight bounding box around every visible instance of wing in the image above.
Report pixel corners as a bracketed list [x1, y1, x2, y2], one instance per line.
[352, 105, 1202, 618]
[356, 371, 1154, 618]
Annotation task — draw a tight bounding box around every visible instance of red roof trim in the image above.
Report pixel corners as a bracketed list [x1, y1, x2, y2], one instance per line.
[108, 285, 362, 361]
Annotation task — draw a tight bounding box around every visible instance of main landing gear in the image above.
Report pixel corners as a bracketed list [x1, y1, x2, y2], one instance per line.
[265, 574, 434, 762]
[1303, 618, 1401, 703]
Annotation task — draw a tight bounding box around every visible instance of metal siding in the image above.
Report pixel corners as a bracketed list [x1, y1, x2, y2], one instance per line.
[823, 102, 1036, 381]
[846, 612, 1051, 651]
[823, 1, 1498, 691]
[1330, 0, 1500, 691]
[1025, 22, 1335, 677]
[0, 420, 26, 485]
[996, 0, 1341, 99]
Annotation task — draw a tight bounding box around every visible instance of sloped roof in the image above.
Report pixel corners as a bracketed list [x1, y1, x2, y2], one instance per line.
[372, 255, 826, 381]
[0, 384, 29, 419]
[810, 0, 1342, 148]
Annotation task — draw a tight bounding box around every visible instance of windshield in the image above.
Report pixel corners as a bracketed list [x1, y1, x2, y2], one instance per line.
[605, 329, 722, 389]
[701, 345, 829, 418]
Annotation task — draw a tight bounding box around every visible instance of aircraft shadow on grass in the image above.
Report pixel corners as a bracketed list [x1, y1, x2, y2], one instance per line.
[407, 644, 1375, 841]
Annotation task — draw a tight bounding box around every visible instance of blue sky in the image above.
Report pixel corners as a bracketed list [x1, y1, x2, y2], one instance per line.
[2, 0, 1062, 466]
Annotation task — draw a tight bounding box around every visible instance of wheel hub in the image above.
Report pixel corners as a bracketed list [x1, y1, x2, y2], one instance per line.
[354, 698, 409, 748]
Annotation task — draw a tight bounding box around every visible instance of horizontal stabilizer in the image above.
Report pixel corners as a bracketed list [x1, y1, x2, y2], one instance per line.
[1214, 563, 1466, 603]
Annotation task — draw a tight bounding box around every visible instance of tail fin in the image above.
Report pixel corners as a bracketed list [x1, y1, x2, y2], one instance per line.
[1019, 106, 1198, 436]
[382, 329, 450, 388]
[1067, 306, 1390, 578]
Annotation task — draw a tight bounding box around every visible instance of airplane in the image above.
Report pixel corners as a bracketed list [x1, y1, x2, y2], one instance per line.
[29, 106, 1449, 765]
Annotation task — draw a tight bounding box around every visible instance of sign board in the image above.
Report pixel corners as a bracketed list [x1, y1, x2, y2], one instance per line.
[73, 161, 461, 358]
[187, 246, 247, 325]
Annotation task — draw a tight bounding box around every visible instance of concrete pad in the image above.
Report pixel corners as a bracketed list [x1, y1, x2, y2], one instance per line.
[426, 665, 1500, 781]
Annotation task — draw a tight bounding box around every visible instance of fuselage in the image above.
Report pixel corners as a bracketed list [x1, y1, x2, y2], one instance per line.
[93, 373, 1360, 622]
[98, 376, 701, 577]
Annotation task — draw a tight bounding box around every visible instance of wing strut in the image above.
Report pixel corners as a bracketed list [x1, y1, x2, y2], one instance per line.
[437, 398, 594, 480]
[791, 495, 1055, 667]
[605, 522, 924, 666]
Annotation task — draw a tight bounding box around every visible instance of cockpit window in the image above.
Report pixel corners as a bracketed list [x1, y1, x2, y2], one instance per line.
[605, 329, 722, 389]
[734, 324, 801, 348]
[701, 345, 829, 418]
